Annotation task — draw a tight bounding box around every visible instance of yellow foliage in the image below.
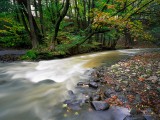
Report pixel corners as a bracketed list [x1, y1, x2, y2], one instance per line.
[107, 5, 115, 9]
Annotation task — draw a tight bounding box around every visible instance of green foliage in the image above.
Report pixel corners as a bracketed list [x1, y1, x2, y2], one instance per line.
[0, 15, 31, 48]
[21, 50, 37, 60]
[55, 34, 83, 53]
[0, 0, 12, 13]
[1, 0, 159, 60]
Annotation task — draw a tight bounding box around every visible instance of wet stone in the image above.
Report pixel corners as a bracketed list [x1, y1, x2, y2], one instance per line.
[89, 78, 100, 82]
[104, 89, 115, 98]
[36, 79, 55, 85]
[147, 76, 159, 83]
[157, 87, 160, 93]
[90, 94, 101, 101]
[77, 82, 89, 87]
[121, 80, 129, 86]
[130, 108, 143, 115]
[68, 90, 76, 100]
[91, 101, 110, 111]
[118, 94, 128, 103]
[134, 94, 142, 103]
[89, 82, 98, 89]
[123, 115, 147, 120]
[115, 85, 123, 92]
[64, 100, 82, 110]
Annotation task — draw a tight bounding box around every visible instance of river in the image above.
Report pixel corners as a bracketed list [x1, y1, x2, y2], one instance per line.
[0, 48, 158, 120]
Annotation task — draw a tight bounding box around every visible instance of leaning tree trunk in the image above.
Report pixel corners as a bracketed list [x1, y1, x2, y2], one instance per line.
[51, 0, 70, 50]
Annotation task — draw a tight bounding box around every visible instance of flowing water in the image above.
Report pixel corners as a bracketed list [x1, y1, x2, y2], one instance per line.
[0, 48, 159, 120]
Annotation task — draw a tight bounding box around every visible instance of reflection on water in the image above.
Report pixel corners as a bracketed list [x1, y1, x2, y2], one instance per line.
[0, 48, 159, 120]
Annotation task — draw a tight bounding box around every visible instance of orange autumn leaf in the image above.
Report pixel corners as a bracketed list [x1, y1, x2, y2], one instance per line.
[138, 77, 145, 82]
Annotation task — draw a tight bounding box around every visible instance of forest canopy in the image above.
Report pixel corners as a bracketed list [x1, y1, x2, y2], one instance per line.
[0, 0, 159, 59]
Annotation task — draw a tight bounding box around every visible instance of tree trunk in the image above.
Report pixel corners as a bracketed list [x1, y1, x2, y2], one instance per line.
[13, 0, 20, 22]
[38, 0, 45, 36]
[124, 28, 132, 48]
[51, 0, 70, 49]
[74, 0, 80, 29]
[34, 0, 38, 18]
[82, 0, 87, 29]
[27, 0, 39, 48]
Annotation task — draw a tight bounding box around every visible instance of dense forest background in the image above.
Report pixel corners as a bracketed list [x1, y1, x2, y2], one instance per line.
[0, 0, 160, 59]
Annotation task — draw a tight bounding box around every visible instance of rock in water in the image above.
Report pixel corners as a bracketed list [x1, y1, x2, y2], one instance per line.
[77, 82, 89, 87]
[89, 82, 98, 89]
[68, 90, 76, 100]
[36, 79, 55, 85]
[64, 100, 82, 110]
[91, 101, 110, 111]
[0, 80, 7, 85]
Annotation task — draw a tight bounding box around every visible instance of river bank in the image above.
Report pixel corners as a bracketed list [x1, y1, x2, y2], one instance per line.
[0, 50, 27, 62]
[0, 38, 159, 62]
[63, 50, 160, 120]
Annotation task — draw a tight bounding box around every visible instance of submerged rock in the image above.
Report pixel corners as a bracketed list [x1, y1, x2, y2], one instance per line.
[36, 79, 55, 85]
[0, 80, 7, 85]
[91, 101, 110, 111]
